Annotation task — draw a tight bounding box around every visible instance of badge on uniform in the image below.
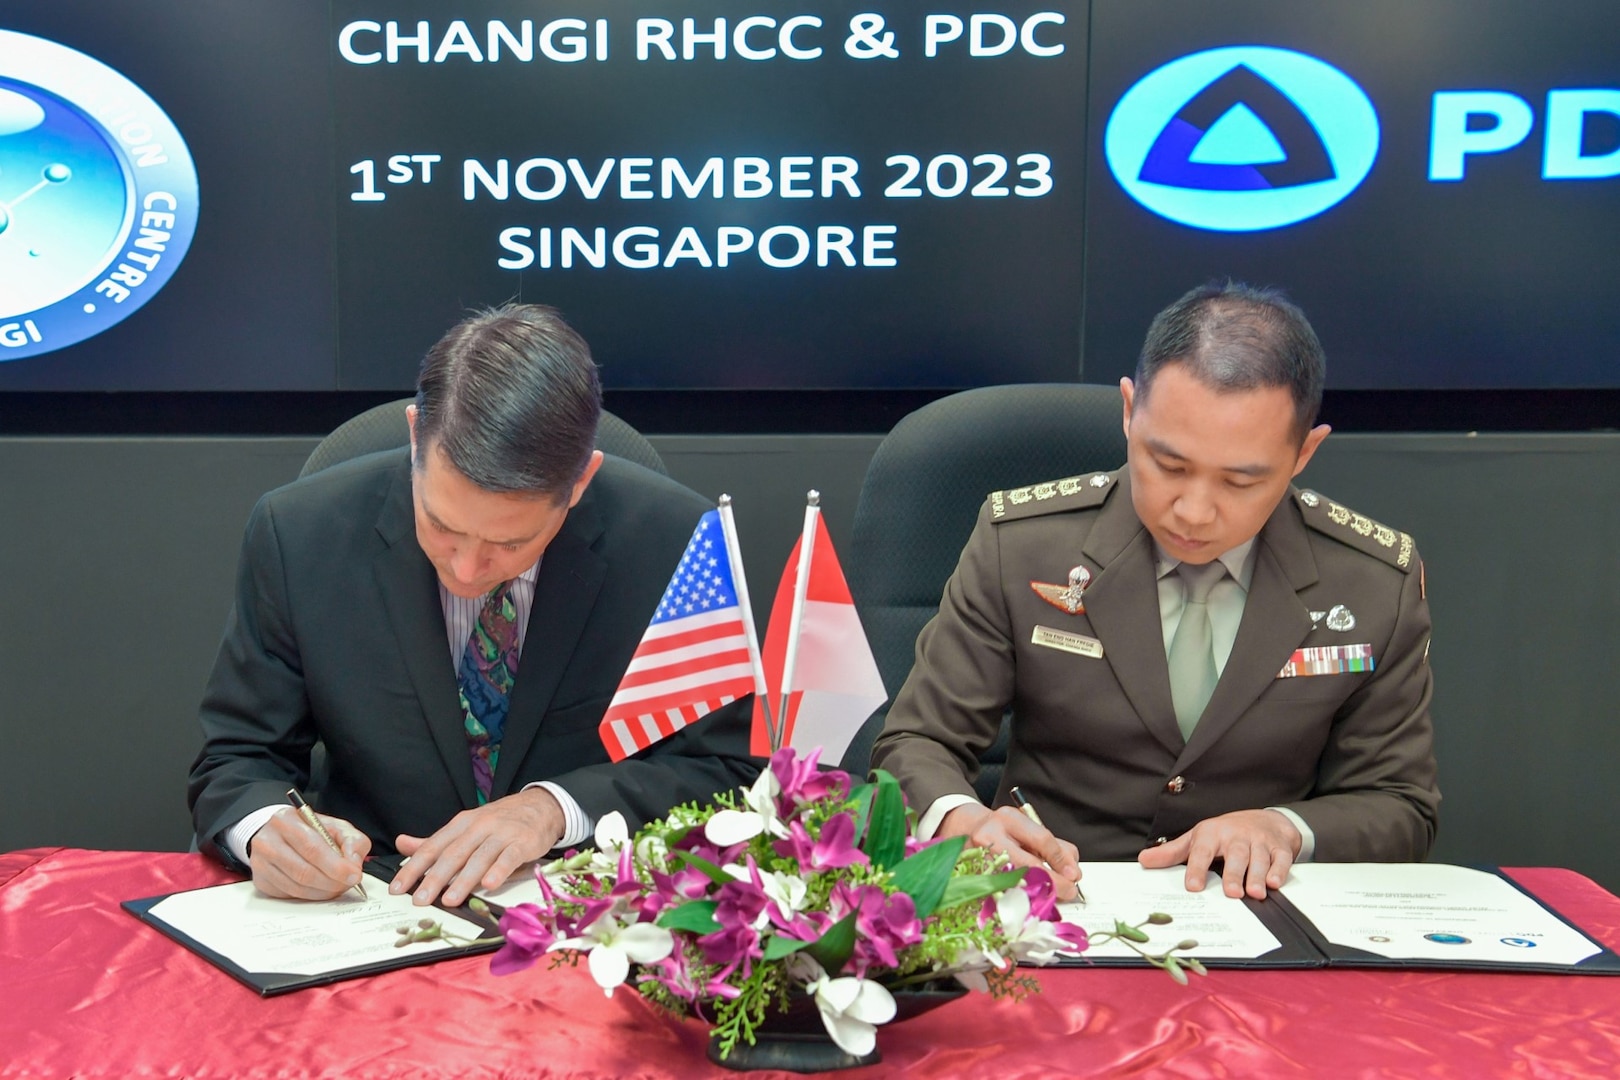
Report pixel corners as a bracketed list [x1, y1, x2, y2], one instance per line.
[1030, 565, 1091, 614]
[1032, 625, 1104, 659]
[1309, 605, 1356, 631]
[1277, 643, 1375, 678]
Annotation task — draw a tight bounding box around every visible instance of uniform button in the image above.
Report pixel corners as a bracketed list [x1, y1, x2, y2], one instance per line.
[1166, 775, 1186, 794]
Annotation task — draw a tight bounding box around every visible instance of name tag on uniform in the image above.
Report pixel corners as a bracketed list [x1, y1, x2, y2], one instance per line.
[1032, 625, 1104, 659]
[1277, 643, 1375, 678]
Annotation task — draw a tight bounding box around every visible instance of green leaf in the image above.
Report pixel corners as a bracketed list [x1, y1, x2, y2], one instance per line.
[656, 900, 721, 935]
[804, 913, 858, 975]
[846, 783, 877, 846]
[763, 935, 812, 961]
[1184, 957, 1208, 977]
[669, 850, 732, 885]
[889, 836, 967, 919]
[936, 868, 1026, 912]
[1164, 956, 1188, 985]
[862, 771, 908, 870]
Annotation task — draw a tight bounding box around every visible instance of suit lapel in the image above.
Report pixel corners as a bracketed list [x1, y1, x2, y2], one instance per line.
[1180, 494, 1319, 767]
[489, 491, 607, 797]
[371, 459, 480, 808]
[1080, 475, 1184, 757]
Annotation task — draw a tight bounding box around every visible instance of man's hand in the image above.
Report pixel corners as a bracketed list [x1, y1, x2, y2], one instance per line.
[1138, 809, 1302, 899]
[939, 803, 1083, 901]
[249, 807, 371, 900]
[390, 787, 565, 907]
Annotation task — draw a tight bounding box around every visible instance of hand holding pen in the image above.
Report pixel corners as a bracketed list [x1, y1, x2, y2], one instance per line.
[284, 788, 368, 901]
[938, 795, 1083, 902]
[1011, 786, 1084, 903]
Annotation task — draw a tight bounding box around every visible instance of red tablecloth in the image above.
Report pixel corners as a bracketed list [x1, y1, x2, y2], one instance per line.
[2, 848, 1618, 1078]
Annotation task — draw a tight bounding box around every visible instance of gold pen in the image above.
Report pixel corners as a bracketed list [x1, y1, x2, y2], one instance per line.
[1009, 786, 1084, 903]
[286, 788, 368, 901]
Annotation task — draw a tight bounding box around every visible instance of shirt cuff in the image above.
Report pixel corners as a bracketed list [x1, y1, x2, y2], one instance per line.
[917, 793, 984, 841]
[530, 781, 593, 849]
[225, 804, 287, 866]
[1267, 806, 1316, 863]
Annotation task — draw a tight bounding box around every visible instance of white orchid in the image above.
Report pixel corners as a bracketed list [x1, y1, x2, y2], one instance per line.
[759, 869, 808, 923]
[992, 884, 1085, 965]
[807, 972, 897, 1057]
[719, 863, 809, 928]
[548, 903, 675, 997]
[704, 766, 787, 846]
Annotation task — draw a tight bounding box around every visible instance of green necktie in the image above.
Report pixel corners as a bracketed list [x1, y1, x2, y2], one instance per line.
[1168, 561, 1225, 740]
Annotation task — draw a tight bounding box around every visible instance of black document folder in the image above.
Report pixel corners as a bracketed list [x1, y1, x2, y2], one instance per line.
[1049, 863, 1620, 975]
[123, 864, 504, 997]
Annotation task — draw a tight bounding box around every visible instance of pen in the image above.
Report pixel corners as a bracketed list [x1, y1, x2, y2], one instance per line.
[286, 788, 368, 901]
[1009, 786, 1084, 903]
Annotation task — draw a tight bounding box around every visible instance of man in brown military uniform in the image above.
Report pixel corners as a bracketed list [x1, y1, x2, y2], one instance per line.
[871, 283, 1439, 902]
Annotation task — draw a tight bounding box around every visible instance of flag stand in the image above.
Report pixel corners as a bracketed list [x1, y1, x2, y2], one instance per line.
[719, 494, 776, 751]
[775, 490, 821, 752]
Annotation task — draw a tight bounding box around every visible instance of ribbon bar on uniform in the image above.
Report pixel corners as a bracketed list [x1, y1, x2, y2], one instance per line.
[1277, 643, 1375, 678]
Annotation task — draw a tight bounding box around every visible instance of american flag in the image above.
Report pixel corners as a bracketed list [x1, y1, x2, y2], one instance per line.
[599, 509, 758, 762]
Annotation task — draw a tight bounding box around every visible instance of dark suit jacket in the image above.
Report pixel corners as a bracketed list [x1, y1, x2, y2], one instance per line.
[871, 469, 1439, 862]
[188, 449, 758, 869]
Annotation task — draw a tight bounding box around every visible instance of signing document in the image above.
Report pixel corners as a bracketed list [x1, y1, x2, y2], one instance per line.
[1278, 863, 1602, 966]
[142, 873, 489, 978]
[1058, 862, 1282, 961]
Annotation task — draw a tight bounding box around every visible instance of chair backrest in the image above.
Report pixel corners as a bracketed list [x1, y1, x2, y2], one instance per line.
[299, 398, 668, 478]
[842, 383, 1129, 793]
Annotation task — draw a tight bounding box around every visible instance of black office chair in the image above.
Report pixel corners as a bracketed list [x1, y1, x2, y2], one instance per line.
[842, 383, 1129, 799]
[299, 397, 668, 478]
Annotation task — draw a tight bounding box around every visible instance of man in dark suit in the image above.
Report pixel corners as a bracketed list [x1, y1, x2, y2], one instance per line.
[189, 304, 757, 906]
[872, 283, 1439, 902]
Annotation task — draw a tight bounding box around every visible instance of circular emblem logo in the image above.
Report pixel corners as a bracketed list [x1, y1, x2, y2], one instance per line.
[0, 30, 199, 362]
[1104, 46, 1379, 232]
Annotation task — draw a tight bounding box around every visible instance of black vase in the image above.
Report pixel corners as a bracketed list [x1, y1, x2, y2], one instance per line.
[706, 980, 968, 1073]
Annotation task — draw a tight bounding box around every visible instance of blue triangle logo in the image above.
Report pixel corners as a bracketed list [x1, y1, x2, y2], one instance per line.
[1189, 103, 1287, 166]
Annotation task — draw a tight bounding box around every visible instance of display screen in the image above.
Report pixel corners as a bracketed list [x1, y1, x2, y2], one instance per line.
[1, 1, 1615, 393]
[1081, 0, 1620, 388]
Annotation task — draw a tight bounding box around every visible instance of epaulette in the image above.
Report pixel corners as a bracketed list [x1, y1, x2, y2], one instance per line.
[1294, 489, 1416, 571]
[989, 471, 1118, 523]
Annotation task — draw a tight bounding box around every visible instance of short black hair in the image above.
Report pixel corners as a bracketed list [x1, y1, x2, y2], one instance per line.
[1134, 281, 1325, 440]
[413, 303, 601, 499]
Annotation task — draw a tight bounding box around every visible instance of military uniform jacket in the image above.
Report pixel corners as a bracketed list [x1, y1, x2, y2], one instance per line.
[871, 469, 1440, 862]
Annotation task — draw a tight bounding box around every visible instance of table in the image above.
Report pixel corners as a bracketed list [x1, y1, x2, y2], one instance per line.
[3, 848, 1618, 1078]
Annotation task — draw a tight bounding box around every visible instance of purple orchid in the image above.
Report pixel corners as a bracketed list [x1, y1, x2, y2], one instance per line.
[643, 950, 741, 1004]
[832, 882, 923, 973]
[775, 813, 868, 871]
[1021, 866, 1062, 921]
[712, 866, 771, 933]
[490, 902, 556, 975]
[768, 746, 851, 809]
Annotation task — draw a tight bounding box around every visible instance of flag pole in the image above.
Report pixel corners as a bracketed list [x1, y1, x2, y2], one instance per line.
[776, 491, 820, 752]
[718, 495, 775, 751]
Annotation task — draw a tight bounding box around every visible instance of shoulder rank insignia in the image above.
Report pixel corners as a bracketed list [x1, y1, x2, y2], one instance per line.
[990, 471, 1117, 523]
[1031, 565, 1092, 614]
[1294, 489, 1416, 571]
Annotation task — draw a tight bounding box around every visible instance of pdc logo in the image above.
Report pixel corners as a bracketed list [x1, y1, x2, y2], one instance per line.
[0, 30, 198, 361]
[1105, 46, 1379, 232]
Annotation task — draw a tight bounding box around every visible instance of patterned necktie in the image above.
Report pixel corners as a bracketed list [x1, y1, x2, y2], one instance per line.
[459, 580, 519, 803]
[1168, 561, 1226, 741]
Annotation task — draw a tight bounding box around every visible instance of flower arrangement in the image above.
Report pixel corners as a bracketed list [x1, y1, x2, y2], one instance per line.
[489, 748, 1201, 1061]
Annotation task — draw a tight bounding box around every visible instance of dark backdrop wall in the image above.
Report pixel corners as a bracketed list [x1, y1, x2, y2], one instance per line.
[1, 431, 1616, 891]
